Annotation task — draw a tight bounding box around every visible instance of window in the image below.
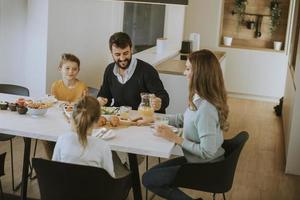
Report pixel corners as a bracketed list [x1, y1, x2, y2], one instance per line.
[123, 3, 165, 53]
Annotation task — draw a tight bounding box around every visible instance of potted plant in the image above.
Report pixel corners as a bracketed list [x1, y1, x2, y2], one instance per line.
[270, 0, 282, 34]
[234, 0, 248, 29]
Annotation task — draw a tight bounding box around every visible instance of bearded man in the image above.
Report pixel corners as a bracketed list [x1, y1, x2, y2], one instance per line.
[97, 32, 169, 113]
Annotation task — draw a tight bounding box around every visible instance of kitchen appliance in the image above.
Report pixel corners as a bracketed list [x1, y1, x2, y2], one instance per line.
[189, 33, 200, 51]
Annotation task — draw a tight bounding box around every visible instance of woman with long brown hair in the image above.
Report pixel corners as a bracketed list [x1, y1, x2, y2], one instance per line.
[142, 49, 229, 200]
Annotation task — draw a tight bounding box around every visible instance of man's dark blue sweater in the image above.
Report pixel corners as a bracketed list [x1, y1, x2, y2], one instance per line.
[97, 59, 169, 113]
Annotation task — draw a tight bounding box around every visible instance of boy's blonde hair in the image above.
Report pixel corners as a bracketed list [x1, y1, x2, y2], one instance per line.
[72, 96, 100, 147]
[59, 53, 80, 70]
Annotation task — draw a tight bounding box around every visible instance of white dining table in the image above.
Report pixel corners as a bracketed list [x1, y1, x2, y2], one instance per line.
[0, 93, 182, 200]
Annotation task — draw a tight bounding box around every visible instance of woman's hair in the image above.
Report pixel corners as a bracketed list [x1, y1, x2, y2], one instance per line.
[188, 49, 229, 131]
[72, 96, 100, 147]
[109, 32, 132, 51]
[59, 53, 80, 70]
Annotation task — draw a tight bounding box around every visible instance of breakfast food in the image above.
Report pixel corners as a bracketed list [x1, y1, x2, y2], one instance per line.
[25, 100, 33, 106]
[65, 105, 73, 112]
[98, 116, 107, 127]
[27, 102, 50, 109]
[110, 116, 120, 127]
[17, 106, 28, 115]
[0, 101, 9, 110]
[8, 103, 17, 111]
[16, 98, 26, 107]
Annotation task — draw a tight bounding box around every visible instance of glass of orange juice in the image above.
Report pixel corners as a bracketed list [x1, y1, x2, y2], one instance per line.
[120, 106, 132, 120]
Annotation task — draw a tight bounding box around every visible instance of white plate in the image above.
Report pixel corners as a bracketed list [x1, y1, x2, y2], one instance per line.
[92, 128, 116, 140]
[101, 130, 116, 140]
[101, 107, 119, 115]
[150, 124, 178, 133]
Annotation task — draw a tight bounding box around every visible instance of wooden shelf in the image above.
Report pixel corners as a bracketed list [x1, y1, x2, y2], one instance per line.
[219, 44, 285, 53]
[220, 0, 290, 50]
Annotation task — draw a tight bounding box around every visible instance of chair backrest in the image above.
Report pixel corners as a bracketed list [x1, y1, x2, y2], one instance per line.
[32, 158, 132, 200]
[0, 84, 29, 96]
[173, 131, 249, 193]
[0, 153, 6, 177]
[88, 87, 99, 98]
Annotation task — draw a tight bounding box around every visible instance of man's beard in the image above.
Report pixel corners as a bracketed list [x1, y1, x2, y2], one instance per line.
[116, 57, 131, 70]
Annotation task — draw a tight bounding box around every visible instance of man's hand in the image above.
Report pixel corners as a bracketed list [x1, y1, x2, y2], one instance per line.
[150, 96, 162, 111]
[97, 97, 108, 106]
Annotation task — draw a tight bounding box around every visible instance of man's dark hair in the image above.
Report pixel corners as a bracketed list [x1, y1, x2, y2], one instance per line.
[109, 32, 132, 51]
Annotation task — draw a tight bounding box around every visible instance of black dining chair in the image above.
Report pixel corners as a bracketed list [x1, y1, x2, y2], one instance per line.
[172, 131, 249, 200]
[32, 158, 132, 200]
[0, 152, 6, 200]
[0, 83, 38, 191]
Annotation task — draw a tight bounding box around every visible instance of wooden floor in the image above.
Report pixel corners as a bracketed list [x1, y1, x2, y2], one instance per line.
[0, 97, 300, 200]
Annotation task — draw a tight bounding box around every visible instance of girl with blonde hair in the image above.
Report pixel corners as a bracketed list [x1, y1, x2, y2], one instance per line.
[53, 96, 127, 177]
[142, 49, 229, 200]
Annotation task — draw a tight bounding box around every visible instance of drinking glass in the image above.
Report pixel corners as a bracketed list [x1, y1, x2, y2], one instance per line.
[155, 116, 169, 126]
[120, 106, 132, 120]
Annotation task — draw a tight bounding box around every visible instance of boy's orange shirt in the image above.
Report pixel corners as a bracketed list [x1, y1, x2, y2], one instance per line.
[51, 80, 87, 102]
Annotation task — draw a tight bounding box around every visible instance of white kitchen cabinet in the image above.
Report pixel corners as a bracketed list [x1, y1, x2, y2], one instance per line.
[160, 73, 189, 114]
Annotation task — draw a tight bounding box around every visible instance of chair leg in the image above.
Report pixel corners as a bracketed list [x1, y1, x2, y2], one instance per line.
[223, 193, 226, 200]
[212, 193, 216, 200]
[0, 179, 4, 200]
[10, 138, 23, 191]
[10, 138, 38, 191]
[32, 139, 38, 158]
[29, 139, 38, 180]
[9, 139, 17, 191]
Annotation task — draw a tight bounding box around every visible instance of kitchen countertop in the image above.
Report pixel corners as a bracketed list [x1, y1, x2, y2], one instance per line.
[133, 46, 180, 66]
[156, 51, 226, 75]
[133, 46, 226, 76]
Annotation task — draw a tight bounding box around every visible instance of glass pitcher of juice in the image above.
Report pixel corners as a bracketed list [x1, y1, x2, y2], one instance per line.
[138, 93, 154, 120]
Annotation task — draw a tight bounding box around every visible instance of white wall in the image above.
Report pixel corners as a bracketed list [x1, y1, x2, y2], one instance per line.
[0, 0, 185, 96]
[0, 0, 27, 87]
[183, 0, 289, 101]
[25, 0, 48, 97]
[46, 0, 124, 93]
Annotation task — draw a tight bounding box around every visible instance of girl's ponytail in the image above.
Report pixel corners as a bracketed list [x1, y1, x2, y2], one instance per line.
[72, 96, 100, 148]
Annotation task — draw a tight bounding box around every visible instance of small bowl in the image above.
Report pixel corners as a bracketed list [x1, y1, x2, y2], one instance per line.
[8, 103, 17, 111]
[28, 107, 48, 116]
[17, 106, 28, 115]
[0, 101, 9, 110]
